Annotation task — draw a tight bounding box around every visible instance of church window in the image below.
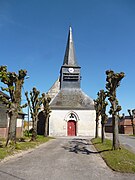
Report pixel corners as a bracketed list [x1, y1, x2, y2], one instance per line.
[70, 113, 74, 118]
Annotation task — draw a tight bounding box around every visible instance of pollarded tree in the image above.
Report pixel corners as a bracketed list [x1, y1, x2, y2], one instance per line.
[25, 88, 42, 141]
[106, 70, 125, 150]
[0, 66, 27, 146]
[98, 90, 108, 143]
[94, 96, 101, 138]
[41, 93, 51, 137]
[127, 109, 135, 135]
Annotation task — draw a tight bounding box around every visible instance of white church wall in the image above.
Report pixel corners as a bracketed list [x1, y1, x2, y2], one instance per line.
[49, 109, 96, 137]
[77, 110, 96, 136]
[49, 110, 67, 136]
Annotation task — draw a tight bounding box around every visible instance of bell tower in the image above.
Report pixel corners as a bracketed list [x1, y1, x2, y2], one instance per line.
[60, 27, 81, 89]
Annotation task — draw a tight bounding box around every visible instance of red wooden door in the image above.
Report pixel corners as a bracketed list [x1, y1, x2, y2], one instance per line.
[68, 120, 76, 136]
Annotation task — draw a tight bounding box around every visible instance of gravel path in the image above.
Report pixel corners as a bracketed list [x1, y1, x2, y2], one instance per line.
[0, 137, 135, 180]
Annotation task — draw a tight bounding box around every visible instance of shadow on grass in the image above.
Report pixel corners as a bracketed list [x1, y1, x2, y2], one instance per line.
[62, 138, 112, 155]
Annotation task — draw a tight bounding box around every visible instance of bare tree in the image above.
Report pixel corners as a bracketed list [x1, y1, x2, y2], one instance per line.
[94, 96, 101, 138]
[0, 66, 27, 146]
[98, 90, 108, 143]
[25, 88, 42, 141]
[106, 70, 125, 150]
[94, 90, 108, 142]
[127, 109, 135, 135]
[41, 93, 51, 137]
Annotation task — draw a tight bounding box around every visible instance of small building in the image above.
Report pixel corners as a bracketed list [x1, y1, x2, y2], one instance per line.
[0, 91, 9, 138]
[46, 27, 96, 137]
[105, 116, 135, 134]
[0, 91, 25, 138]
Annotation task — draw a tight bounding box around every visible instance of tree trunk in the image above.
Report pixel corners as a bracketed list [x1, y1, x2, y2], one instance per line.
[6, 78, 23, 145]
[31, 117, 37, 141]
[112, 114, 120, 150]
[95, 117, 99, 138]
[6, 109, 17, 146]
[44, 114, 49, 137]
[15, 80, 22, 105]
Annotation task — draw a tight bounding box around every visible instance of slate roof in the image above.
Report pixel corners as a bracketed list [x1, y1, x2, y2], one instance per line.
[50, 88, 94, 110]
[50, 27, 94, 110]
[63, 27, 79, 67]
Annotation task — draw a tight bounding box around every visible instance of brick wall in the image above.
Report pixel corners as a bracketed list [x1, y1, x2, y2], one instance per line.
[0, 128, 8, 138]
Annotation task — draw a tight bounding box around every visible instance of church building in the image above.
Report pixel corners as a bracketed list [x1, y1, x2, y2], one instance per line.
[48, 27, 96, 136]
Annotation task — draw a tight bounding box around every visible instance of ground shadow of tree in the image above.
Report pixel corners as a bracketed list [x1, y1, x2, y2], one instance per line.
[62, 138, 112, 155]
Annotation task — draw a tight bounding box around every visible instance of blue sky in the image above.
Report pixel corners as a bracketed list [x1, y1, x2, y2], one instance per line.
[0, 0, 135, 115]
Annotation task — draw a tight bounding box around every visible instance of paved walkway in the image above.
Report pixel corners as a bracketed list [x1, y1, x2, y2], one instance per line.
[0, 137, 135, 180]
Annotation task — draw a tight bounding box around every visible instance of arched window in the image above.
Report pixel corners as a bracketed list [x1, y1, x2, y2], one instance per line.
[64, 111, 79, 122]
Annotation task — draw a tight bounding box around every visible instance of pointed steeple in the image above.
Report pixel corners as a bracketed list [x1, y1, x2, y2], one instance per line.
[63, 26, 78, 67]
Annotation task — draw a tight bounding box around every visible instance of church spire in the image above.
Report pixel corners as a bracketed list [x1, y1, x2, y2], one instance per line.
[63, 26, 78, 67]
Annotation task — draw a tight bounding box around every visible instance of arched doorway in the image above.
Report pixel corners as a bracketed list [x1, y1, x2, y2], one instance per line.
[68, 120, 76, 136]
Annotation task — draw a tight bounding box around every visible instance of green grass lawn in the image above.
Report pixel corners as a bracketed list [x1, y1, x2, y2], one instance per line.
[130, 134, 135, 136]
[91, 138, 135, 173]
[0, 136, 54, 161]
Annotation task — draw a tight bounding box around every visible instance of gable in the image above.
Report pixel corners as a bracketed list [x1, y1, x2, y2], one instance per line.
[50, 88, 94, 110]
[47, 78, 60, 100]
